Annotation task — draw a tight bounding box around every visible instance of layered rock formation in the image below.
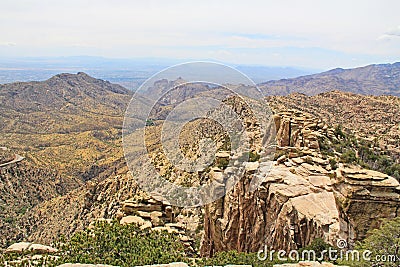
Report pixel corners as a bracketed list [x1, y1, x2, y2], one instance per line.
[267, 91, 400, 165]
[201, 110, 400, 256]
[115, 192, 201, 254]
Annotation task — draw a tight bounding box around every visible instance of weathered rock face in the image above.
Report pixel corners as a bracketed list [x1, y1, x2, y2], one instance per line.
[268, 91, 400, 168]
[201, 165, 340, 255]
[201, 110, 400, 256]
[115, 192, 201, 254]
[334, 167, 400, 243]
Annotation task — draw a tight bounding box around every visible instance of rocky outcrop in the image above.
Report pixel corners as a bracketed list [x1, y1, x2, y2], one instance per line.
[268, 91, 400, 168]
[5, 241, 58, 254]
[334, 167, 400, 243]
[115, 193, 201, 253]
[2, 242, 59, 266]
[201, 110, 400, 256]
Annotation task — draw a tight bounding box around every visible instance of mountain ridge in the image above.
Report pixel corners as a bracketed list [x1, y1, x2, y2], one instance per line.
[0, 70, 399, 265]
[259, 62, 400, 96]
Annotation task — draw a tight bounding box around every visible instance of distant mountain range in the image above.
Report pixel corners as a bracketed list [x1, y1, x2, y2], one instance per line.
[259, 62, 400, 96]
[0, 56, 314, 89]
[1, 57, 399, 96]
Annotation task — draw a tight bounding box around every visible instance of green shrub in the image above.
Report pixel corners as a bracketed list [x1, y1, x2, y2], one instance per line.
[216, 157, 229, 169]
[299, 238, 332, 261]
[53, 220, 188, 267]
[329, 158, 338, 170]
[249, 151, 261, 162]
[319, 136, 335, 157]
[4, 217, 14, 224]
[145, 119, 155, 126]
[334, 124, 346, 139]
[339, 217, 400, 266]
[340, 150, 357, 164]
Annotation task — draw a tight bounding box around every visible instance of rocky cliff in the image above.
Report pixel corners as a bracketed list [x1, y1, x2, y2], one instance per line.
[200, 109, 400, 256]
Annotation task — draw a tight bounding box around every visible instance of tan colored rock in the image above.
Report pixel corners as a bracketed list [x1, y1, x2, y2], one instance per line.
[123, 202, 162, 213]
[150, 211, 164, 226]
[216, 151, 231, 158]
[140, 221, 153, 230]
[291, 157, 305, 165]
[194, 103, 398, 257]
[277, 155, 287, 164]
[5, 242, 32, 253]
[307, 176, 332, 188]
[309, 156, 329, 165]
[5, 242, 58, 254]
[201, 151, 400, 257]
[137, 211, 152, 218]
[245, 162, 259, 172]
[277, 117, 291, 147]
[152, 226, 182, 234]
[29, 243, 58, 253]
[150, 211, 163, 218]
[290, 192, 339, 226]
[120, 215, 152, 230]
[298, 163, 328, 175]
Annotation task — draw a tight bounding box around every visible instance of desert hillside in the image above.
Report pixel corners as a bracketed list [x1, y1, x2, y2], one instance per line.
[259, 62, 400, 96]
[0, 70, 399, 266]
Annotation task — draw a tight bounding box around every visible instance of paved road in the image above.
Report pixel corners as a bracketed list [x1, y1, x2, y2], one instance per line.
[0, 154, 25, 167]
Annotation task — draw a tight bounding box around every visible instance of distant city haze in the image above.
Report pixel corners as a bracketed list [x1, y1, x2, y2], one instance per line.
[0, 56, 315, 88]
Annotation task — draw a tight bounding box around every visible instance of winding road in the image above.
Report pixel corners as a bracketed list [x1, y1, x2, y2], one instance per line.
[0, 154, 25, 167]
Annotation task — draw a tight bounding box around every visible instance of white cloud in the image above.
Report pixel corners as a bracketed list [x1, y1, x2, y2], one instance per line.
[0, 42, 16, 47]
[0, 0, 399, 68]
[386, 25, 400, 37]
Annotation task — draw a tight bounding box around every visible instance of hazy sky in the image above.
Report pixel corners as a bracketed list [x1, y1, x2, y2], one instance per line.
[0, 0, 399, 69]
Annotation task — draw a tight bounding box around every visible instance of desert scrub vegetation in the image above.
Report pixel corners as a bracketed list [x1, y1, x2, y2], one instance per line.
[338, 217, 400, 267]
[1, 220, 189, 267]
[54, 221, 187, 266]
[319, 125, 400, 180]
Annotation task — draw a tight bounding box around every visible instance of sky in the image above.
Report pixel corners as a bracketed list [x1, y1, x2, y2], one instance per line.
[0, 0, 399, 70]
